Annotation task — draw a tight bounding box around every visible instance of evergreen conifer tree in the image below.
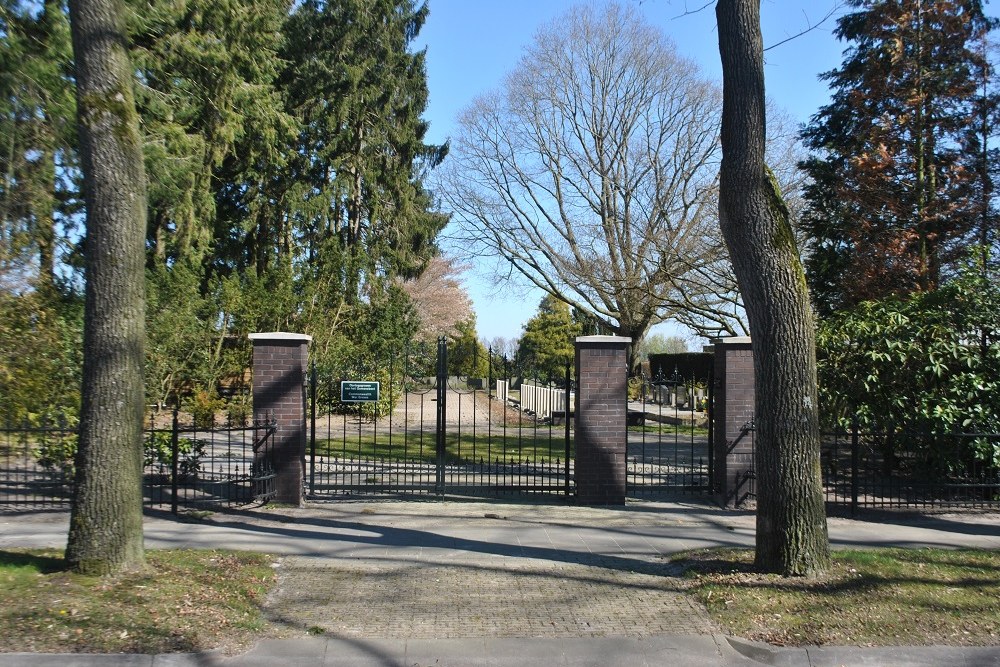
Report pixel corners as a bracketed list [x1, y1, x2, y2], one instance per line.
[801, 0, 997, 315]
[517, 296, 581, 381]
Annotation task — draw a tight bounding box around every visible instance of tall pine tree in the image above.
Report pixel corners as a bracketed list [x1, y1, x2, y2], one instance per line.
[801, 0, 998, 315]
[279, 0, 448, 304]
[0, 1, 77, 292]
[129, 0, 292, 273]
[127, 0, 293, 402]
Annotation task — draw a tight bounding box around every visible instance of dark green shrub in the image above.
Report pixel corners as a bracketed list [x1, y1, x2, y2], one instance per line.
[817, 254, 1000, 470]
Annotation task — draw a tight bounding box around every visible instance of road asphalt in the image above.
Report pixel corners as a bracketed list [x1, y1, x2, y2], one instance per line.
[1, 498, 999, 666]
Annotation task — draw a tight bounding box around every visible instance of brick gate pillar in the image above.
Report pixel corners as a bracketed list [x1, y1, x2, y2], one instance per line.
[712, 336, 755, 507]
[574, 335, 631, 505]
[249, 332, 311, 506]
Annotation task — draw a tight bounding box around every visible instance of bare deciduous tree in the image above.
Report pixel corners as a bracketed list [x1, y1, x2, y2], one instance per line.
[483, 335, 519, 362]
[637, 332, 689, 361]
[670, 104, 809, 338]
[440, 2, 722, 369]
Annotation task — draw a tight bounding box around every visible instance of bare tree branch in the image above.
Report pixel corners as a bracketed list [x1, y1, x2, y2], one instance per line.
[664, 1, 846, 52]
[439, 2, 809, 354]
[439, 4, 723, 367]
[764, 2, 845, 52]
[667, 1, 715, 21]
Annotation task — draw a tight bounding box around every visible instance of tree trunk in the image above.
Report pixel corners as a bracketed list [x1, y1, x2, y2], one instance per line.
[65, 0, 147, 575]
[616, 323, 650, 377]
[35, 143, 57, 292]
[716, 0, 829, 576]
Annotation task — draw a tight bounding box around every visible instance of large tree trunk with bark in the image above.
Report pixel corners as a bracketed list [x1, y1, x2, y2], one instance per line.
[716, 0, 829, 576]
[65, 0, 147, 575]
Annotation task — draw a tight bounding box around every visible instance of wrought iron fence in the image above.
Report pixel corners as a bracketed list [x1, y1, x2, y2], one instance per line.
[309, 341, 575, 498]
[0, 415, 75, 508]
[625, 367, 713, 497]
[822, 426, 1000, 512]
[0, 412, 276, 512]
[736, 419, 999, 511]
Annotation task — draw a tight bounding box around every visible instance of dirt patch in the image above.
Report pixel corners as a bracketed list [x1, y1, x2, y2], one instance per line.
[315, 390, 533, 436]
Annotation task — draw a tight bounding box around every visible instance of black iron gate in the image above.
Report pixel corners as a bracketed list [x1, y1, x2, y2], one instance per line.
[146, 412, 279, 510]
[626, 353, 714, 498]
[308, 338, 574, 499]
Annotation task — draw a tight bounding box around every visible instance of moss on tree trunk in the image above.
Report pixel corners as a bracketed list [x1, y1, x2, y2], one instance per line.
[716, 0, 829, 577]
[65, 0, 147, 575]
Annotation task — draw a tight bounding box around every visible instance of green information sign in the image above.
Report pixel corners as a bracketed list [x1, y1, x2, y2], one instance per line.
[341, 380, 380, 403]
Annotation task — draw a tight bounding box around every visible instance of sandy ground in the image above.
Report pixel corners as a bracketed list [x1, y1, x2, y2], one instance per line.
[313, 388, 533, 438]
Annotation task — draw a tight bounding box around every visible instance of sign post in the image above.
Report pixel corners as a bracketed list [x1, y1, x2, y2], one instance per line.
[340, 381, 380, 403]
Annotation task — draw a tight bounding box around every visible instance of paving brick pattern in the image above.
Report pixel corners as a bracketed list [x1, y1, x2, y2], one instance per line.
[267, 555, 718, 639]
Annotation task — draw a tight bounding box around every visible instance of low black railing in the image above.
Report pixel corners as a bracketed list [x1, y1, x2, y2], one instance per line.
[0, 412, 277, 513]
[821, 427, 1000, 513]
[0, 415, 76, 509]
[736, 420, 999, 512]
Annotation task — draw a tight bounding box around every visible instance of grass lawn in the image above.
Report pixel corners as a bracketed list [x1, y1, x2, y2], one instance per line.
[0, 548, 279, 654]
[675, 547, 1000, 647]
[314, 424, 707, 464]
[315, 430, 574, 464]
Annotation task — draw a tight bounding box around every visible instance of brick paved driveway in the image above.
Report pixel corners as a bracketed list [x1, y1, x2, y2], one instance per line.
[267, 554, 718, 639]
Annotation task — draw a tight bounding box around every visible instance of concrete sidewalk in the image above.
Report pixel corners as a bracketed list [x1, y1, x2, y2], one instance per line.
[1, 499, 999, 666]
[7, 635, 1000, 666]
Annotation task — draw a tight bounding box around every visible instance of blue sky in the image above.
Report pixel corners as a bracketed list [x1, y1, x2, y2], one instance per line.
[416, 0, 849, 344]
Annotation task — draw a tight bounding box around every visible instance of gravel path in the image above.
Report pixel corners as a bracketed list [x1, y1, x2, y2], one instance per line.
[314, 389, 532, 438]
